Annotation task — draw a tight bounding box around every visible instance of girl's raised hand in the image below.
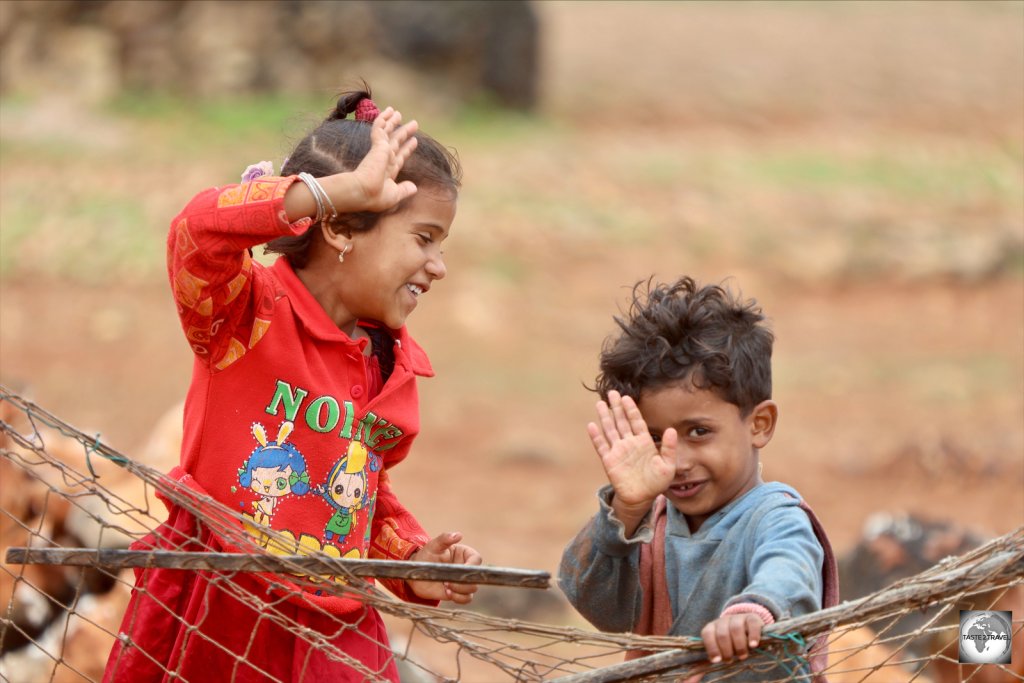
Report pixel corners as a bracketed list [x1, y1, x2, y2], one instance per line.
[587, 390, 677, 528]
[348, 106, 420, 212]
[408, 531, 482, 604]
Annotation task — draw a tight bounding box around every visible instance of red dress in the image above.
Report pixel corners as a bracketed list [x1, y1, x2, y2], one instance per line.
[104, 177, 437, 682]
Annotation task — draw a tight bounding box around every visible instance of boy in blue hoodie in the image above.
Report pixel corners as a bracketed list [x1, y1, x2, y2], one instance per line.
[559, 276, 837, 681]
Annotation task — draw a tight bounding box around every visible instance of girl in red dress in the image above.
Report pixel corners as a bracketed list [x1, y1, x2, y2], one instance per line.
[104, 87, 480, 683]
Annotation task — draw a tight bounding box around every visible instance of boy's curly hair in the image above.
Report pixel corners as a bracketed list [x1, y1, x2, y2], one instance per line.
[594, 276, 773, 416]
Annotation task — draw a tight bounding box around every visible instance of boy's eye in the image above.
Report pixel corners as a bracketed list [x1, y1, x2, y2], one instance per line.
[649, 432, 662, 445]
[416, 233, 432, 244]
[688, 426, 710, 438]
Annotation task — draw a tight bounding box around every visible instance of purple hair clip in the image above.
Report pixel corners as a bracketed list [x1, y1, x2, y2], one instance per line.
[241, 160, 274, 182]
[355, 98, 380, 122]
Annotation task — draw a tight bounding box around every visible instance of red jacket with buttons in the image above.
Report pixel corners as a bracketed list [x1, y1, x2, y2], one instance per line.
[166, 175, 435, 612]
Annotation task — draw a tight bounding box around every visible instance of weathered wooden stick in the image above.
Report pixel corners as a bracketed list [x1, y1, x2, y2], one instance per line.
[549, 545, 1024, 683]
[551, 649, 707, 683]
[4, 547, 551, 589]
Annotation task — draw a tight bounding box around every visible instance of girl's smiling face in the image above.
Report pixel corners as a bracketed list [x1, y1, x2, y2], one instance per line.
[337, 188, 456, 331]
[638, 381, 776, 532]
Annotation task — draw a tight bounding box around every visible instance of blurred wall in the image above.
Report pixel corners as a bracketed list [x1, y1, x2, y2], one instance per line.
[0, 0, 539, 109]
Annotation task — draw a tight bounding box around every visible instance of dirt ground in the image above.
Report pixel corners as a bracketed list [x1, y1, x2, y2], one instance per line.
[3, 274, 1021, 569]
[3, 252, 1022, 680]
[2, 2, 1023, 681]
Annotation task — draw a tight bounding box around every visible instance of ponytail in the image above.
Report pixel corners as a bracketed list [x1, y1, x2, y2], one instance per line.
[327, 88, 372, 122]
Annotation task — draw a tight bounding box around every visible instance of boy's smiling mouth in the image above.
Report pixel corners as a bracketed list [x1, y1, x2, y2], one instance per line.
[406, 283, 425, 297]
[669, 480, 706, 498]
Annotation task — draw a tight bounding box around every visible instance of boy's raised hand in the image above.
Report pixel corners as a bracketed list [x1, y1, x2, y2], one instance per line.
[347, 106, 420, 213]
[587, 390, 677, 534]
[408, 531, 482, 604]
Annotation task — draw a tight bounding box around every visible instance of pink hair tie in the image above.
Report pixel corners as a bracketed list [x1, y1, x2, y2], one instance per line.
[354, 98, 380, 122]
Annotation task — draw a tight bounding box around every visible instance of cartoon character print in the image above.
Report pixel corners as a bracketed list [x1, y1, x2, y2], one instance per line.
[237, 421, 310, 526]
[314, 440, 382, 549]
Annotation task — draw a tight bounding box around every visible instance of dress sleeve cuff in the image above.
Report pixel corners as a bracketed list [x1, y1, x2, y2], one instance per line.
[720, 601, 776, 626]
[270, 175, 314, 235]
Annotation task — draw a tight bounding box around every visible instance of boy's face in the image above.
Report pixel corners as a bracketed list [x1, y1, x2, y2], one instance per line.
[637, 382, 774, 532]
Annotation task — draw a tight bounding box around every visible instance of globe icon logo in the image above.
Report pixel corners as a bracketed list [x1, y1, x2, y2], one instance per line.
[958, 610, 1012, 665]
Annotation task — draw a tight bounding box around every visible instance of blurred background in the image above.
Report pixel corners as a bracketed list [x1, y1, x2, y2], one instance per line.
[1, 0, 1022, 677]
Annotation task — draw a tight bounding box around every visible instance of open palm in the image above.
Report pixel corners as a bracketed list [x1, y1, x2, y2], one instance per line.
[588, 391, 677, 508]
[350, 106, 420, 212]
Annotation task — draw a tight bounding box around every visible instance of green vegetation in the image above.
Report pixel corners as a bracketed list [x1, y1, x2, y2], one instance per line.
[1, 92, 1021, 286]
[106, 91, 324, 147]
[742, 150, 1018, 201]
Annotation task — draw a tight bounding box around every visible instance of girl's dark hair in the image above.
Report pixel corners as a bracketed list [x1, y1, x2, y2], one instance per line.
[594, 276, 773, 416]
[265, 86, 462, 267]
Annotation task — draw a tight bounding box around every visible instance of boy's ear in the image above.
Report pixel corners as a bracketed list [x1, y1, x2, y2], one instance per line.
[749, 400, 778, 449]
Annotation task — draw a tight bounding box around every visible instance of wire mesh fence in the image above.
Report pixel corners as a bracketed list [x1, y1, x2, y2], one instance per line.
[2, 385, 1022, 682]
